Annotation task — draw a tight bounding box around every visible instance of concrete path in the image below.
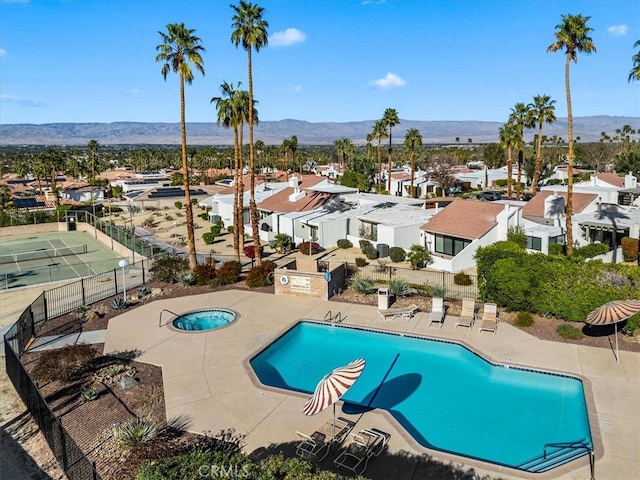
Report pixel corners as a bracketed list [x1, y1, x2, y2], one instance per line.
[103, 291, 640, 480]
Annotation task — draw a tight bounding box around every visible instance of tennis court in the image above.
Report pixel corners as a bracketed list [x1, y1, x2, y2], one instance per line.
[0, 231, 124, 289]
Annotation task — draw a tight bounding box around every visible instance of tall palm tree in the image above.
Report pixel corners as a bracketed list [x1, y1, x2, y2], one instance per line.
[87, 139, 99, 180]
[499, 123, 520, 200]
[370, 120, 388, 194]
[629, 39, 640, 82]
[548, 13, 596, 256]
[382, 108, 400, 193]
[156, 22, 205, 270]
[528, 95, 556, 192]
[404, 128, 422, 198]
[508, 102, 530, 198]
[231, 1, 268, 268]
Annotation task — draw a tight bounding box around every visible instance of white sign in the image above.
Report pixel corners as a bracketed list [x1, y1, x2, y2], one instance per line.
[290, 275, 311, 293]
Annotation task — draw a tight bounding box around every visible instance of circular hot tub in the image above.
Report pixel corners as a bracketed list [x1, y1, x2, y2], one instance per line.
[171, 308, 238, 332]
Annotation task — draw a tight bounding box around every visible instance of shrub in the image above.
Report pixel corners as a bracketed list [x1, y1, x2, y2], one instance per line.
[337, 238, 353, 249]
[138, 286, 150, 297]
[507, 225, 527, 249]
[622, 312, 640, 336]
[165, 214, 174, 221]
[556, 323, 584, 340]
[112, 297, 126, 310]
[363, 245, 378, 260]
[217, 261, 242, 285]
[388, 279, 411, 297]
[177, 271, 197, 286]
[271, 233, 291, 253]
[425, 285, 447, 298]
[407, 244, 432, 269]
[573, 242, 609, 259]
[114, 417, 157, 449]
[359, 239, 373, 253]
[198, 212, 209, 221]
[621, 237, 639, 262]
[194, 258, 217, 285]
[349, 275, 375, 294]
[245, 261, 277, 288]
[355, 257, 367, 267]
[453, 272, 472, 286]
[32, 344, 97, 383]
[389, 247, 406, 262]
[515, 311, 534, 327]
[202, 231, 216, 245]
[150, 251, 190, 283]
[174, 201, 182, 209]
[243, 245, 256, 259]
[548, 243, 565, 256]
[80, 385, 98, 403]
[298, 241, 320, 255]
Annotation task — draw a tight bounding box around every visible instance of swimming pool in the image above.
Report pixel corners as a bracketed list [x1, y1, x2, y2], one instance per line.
[250, 321, 593, 473]
[171, 309, 237, 332]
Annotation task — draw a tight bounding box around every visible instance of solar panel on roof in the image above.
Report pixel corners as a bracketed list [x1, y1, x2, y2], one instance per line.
[14, 198, 44, 208]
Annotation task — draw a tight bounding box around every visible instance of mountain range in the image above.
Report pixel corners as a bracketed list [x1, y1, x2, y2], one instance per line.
[1, 116, 638, 146]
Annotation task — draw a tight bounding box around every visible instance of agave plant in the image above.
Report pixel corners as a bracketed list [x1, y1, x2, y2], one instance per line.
[112, 297, 126, 310]
[176, 270, 198, 286]
[80, 385, 98, 403]
[114, 417, 157, 448]
[349, 275, 375, 295]
[388, 278, 411, 297]
[138, 286, 150, 297]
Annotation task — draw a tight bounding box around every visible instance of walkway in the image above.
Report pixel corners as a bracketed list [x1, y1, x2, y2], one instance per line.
[103, 290, 639, 480]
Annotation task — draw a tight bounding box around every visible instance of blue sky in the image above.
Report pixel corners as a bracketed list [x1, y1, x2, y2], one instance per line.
[1, 0, 639, 125]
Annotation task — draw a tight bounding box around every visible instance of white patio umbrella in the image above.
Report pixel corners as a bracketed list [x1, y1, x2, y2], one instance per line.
[303, 358, 365, 439]
[586, 299, 640, 362]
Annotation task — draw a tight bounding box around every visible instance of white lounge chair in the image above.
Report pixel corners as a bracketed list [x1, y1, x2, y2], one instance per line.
[478, 302, 499, 334]
[295, 417, 355, 462]
[377, 304, 419, 321]
[455, 298, 477, 329]
[333, 428, 390, 476]
[428, 297, 446, 328]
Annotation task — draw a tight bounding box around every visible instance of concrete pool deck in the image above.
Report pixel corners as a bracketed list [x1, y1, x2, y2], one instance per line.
[104, 290, 639, 480]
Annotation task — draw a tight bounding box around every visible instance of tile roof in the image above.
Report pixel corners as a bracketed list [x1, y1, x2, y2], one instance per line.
[595, 173, 624, 188]
[420, 199, 507, 239]
[257, 188, 332, 213]
[522, 191, 598, 217]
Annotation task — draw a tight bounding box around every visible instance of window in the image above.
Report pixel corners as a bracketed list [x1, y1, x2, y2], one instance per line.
[527, 236, 542, 251]
[359, 222, 378, 241]
[433, 234, 470, 256]
[549, 235, 564, 245]
[242, 208, 250, 224]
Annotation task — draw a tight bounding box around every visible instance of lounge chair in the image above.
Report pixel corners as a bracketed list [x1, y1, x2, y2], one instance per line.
[428, 297, 446, 328]
[377, 304, 419, 321]
[455, 298, 477, 329]
[295, 417, 355, 462]
[478, 302, 498, 334]
[333, 428, 391, 476]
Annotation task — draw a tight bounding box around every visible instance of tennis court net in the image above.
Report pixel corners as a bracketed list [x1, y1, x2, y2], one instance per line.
[0, 244, 88, 264]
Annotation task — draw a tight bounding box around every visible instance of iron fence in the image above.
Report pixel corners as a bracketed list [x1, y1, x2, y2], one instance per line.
[351, 263, 478, 300]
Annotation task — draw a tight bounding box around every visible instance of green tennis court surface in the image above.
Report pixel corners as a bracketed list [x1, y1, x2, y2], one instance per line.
[0, 231, 124, 289]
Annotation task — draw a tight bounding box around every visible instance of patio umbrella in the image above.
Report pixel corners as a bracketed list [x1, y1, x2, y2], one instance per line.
[303, 358, 365, 439]
[586, 299, 640, 362]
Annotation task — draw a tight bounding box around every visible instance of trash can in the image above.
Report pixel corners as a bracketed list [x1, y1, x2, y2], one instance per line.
[67, 217, 77, 231]
[378, 288, 390, 310]
[376, 243, 389, 258]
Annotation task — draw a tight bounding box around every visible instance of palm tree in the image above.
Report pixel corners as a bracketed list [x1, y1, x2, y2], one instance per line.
[528, 95, 556, 192]
[629, 39, 640, 82]
[499, 123, 520, 200]
[334, 138, 354, 171]
[87, 139, 99, 180]
[508, 102, 530, 198]
[370, 120, 388, 193]
[231, 0, 268, 268]
[404, 128, 422, 198]
[155, 22, 205, 270]
[548, 13, 596, 256]
[382, 108, 400, 193]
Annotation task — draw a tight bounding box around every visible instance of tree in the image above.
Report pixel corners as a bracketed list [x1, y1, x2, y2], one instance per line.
[370, 120, 388, 193]
[528, 95, 556, 191]
[499, 122, 520, 200]
[429, 154, 457, 196]
[629, 39, 640, 82]
[508, 102, 530, 197]
[406, 244, 432, 270]
[231, 0, 269, 268]
[382, 108, 400, 193]
[614, 150, 640, 177]
[482, 143, 505, 169]
[334, 137, 354, 171]
[156, 22, 205, 270]
[404, 128, 422, 198]
[548, 13, 597, 256]
[87, 139, 99, 180]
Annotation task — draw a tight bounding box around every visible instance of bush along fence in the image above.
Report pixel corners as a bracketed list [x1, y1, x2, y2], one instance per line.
[350, 263, 478, 301]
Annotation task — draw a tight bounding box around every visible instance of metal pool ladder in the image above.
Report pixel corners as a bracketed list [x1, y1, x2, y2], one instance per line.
[324, 310, 343, 323]
[159, 309, 181, 327]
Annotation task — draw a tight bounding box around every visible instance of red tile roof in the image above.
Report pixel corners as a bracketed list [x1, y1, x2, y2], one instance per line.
[420, 199, 507, 239]
[595, 173, 624, 188]
[521, 191, 598, 217]
[257, 188, 331, 213]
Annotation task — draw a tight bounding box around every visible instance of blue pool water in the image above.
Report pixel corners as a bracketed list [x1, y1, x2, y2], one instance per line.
[172, 309, 236, 331]
[250, 321, 593, 472]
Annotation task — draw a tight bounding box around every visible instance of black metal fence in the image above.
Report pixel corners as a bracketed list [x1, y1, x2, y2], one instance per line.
[4, 330, 101, 480]
[351, 263, 478, 300]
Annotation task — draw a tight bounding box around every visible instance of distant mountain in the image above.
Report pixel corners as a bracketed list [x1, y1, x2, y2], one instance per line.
[1, 116, 638, 146]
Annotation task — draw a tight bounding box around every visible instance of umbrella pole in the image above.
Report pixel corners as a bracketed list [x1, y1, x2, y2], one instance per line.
[333, 403, 336, 440]
[615, 323, 619, 363]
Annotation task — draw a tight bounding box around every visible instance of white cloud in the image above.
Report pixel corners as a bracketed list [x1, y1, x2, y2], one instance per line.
[370, 72, 406, 89]
[0, 49, 6, 56]
[607, 25, 628, 36]
[287, 85, 302, 93]
[0, 94, 44, 107]
[269, 28, 306, 47]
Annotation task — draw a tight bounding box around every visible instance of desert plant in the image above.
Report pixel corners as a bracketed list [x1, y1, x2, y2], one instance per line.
[355, 257, 367, 267]
[105, 364, 126, 379]
[174, 201, 182, 209]
[271, 233, 291, 253]
[359, 239, 373, 253]
[165, 214, 174, 221]
[621, 237, 639, 262]
[138, 286, 150, 297]
[32, 344, 97, 383]
[112, 297, 126, 310]
[425, 284, 446, 299]
[114, 417, 157, 449]
[349, 275, 375, 294]
[407, 244, 432, 269]
[72, 305, 91, 320]
[80, 385, 98, 403]
[202, 231, 216, 245]
[150, 251, 190, 283]
[245, 261, 277, 288]
[515, 311, 534, 327]
[298, 241, 320, 255]
[363, 245, 378, 260]
[453, 272, 472, 286]
[389, 246, 406, 262]
[556, 323, 584, 340]
[388, 278, 411, 297]
[142, 216, 157, 227]
[337, 238, 353, 249]
[177, 270, 197, 286]
[194, 257, 217, 286]
[217, 261, 242, 285]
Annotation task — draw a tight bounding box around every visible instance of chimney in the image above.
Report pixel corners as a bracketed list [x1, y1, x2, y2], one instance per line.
[624, 171, 637, 189]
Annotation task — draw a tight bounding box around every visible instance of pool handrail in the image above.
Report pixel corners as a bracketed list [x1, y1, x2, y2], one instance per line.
[538, 440, 594, 479]
[159, 308, 181, 327]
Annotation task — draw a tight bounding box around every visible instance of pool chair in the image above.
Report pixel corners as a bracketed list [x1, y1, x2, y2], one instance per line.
[455, 298, 477, 329]
[377, 304, 419, 321]
[428, 297, 446, 328]
[478, 302, 499, 334]
[333, 428, 391, 476]
[295, 417, 355, 462]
